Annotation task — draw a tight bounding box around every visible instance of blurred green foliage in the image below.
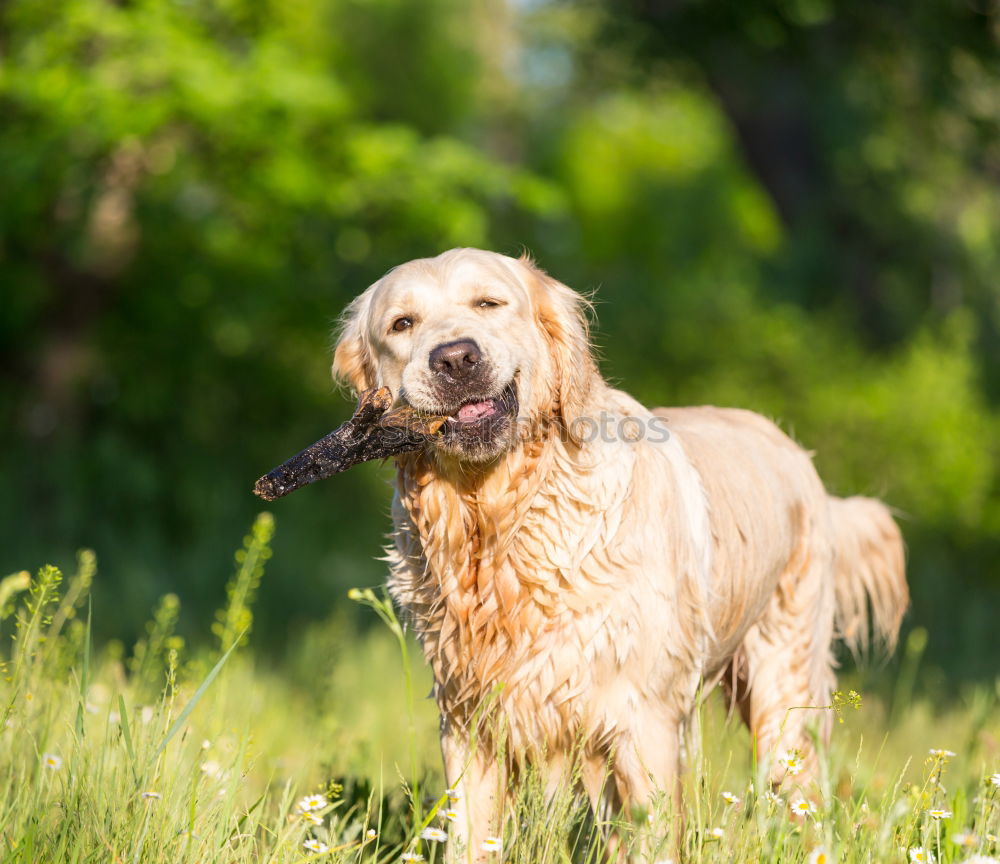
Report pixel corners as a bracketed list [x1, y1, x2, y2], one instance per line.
[1, 0, 998, 675]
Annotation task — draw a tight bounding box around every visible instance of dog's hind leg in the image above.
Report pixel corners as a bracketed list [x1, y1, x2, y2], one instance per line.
[736, 531, 837, 787]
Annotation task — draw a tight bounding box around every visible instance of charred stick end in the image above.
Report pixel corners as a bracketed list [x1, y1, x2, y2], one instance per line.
[253, 474, 287, 503]
[252, 387, 446, 501]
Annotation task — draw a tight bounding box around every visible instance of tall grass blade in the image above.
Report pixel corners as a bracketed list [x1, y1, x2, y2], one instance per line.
[119, 693, 138, 785]
[75, 597, 92, 739]
[154, 629, 246, 759]
[227, 789, 267, 844]
[890, 626, 927, 726]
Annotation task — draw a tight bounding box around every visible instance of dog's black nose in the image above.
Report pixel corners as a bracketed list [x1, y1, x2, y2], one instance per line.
[429, 339, 482, 380]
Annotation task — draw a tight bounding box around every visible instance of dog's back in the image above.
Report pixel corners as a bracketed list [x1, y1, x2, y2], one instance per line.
[654, 404, 907, 778]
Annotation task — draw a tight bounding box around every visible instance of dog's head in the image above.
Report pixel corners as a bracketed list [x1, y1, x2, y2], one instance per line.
[333, 248, 597, 463]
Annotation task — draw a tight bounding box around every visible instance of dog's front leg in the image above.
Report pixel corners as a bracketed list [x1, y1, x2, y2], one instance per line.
[440, 722, 506, 864]
[611, 705, 685, 863]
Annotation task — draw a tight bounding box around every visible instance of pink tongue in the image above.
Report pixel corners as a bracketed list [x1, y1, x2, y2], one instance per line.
[457, 400, 496, 422]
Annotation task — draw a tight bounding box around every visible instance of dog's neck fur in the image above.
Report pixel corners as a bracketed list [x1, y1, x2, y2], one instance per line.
[390, 406, 623, 744]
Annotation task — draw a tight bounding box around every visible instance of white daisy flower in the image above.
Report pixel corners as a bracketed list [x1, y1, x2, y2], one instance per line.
[42, 753, 62, 770]
[481, 836, 502, 852]
[707, 826, 724, 839]
[926, 808, 953, 819]
[297, 794, 328, 813]
[988, 774, 1000, 788]
[952, 832, 978, 848]
[761, 790, 783, 806]
[807, 847, 830, 864]
[420, 827, 448, 842]
[909, 848, 936, 863]
[365, 828, 376, 840]
[200, 760, 225, 779]
[929, 749, 956, 759]
[445, 787, 461, 801]
[721, 791, 741, 806]
[302, 838, 328, 854]
[791, 798, 817, 816]
[442, 808, 459, 822]
[301, 811, 322, 826]
[141, 791, 161, 800]
[779, 749, 805, 776]
[400, 852, 425, 862]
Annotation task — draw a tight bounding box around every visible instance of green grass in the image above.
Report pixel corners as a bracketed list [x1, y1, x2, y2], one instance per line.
[2, 516, 999, 864]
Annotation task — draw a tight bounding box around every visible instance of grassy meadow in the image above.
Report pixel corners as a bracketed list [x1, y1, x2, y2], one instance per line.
[5, 3, 1000, 863]
[2, 514, 999, 864]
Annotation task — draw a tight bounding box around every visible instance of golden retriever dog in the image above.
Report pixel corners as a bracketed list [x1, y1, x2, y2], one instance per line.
[332, 248, 907, 861]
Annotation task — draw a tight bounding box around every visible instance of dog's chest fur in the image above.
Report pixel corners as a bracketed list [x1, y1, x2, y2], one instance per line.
[386, 431, 702, 754]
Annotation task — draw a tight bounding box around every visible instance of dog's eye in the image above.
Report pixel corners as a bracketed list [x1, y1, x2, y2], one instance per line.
[391, 316, 413, 332]
[476, 299, 501, 309]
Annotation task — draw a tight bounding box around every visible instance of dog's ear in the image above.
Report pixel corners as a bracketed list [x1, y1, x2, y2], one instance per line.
[332, 289, 376, 393]
[521, 255, 598, 444]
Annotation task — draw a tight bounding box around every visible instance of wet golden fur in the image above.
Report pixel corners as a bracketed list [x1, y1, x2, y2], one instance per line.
[332, 248, 908, 861]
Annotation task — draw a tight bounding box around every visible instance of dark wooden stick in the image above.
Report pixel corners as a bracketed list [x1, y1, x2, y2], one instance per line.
[253, 388, 446, 502]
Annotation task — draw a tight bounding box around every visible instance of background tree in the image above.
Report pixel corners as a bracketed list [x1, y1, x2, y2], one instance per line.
[2, 0, 997, 677]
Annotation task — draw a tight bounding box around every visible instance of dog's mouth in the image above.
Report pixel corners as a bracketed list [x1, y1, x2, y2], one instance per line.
[444, 380, 518, 430]
[423, 379, 518, 461]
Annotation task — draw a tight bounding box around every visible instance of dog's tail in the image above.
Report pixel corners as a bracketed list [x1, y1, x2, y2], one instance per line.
[829, 495, 908, 656]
